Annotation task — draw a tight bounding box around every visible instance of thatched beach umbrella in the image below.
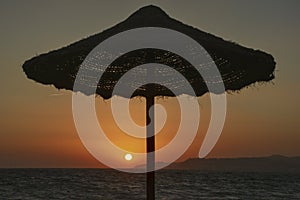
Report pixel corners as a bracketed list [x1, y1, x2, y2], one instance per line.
[22, 5, 275, 200]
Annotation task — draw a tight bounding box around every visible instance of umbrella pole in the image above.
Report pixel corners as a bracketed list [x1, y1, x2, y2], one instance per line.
[146, 95, 155, 200]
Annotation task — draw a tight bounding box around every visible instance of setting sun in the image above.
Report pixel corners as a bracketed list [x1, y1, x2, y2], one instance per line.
[124, 153, 133, 161]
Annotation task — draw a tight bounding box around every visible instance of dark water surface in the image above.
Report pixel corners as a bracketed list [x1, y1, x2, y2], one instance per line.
[1, 169, 300, 199]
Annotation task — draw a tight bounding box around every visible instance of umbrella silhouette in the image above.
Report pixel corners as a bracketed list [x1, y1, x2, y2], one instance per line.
[22, 5, 276, 200]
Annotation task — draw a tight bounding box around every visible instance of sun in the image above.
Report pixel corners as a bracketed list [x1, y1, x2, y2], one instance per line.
[124, 153, 133, 161]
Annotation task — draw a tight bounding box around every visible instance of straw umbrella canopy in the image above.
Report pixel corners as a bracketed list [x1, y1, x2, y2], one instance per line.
[22, 5, 276, 200]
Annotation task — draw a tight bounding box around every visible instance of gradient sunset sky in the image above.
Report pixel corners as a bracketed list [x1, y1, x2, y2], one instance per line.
[0, 0, 299, 168]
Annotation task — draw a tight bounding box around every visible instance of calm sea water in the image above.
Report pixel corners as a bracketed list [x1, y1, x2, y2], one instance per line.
[1, 169, 300, 199]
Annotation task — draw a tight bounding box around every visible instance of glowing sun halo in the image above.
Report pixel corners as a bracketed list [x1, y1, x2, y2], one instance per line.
[124, 153, 133, 161]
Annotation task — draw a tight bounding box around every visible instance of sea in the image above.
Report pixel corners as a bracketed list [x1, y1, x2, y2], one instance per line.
[1, 169, 300, 200]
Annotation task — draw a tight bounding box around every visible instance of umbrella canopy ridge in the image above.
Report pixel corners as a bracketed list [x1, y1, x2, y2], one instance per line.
[22, 5, 276, 98]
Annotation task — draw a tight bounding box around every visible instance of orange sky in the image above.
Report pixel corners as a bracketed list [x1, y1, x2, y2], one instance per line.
[0, 1, 299, 168]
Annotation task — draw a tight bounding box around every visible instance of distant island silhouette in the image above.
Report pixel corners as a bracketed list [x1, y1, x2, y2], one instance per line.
[135, 155, 300, 173]
[167, 155, 300, 172]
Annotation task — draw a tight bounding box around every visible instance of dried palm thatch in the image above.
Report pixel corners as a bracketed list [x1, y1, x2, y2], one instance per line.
[22, 5, 276, 99]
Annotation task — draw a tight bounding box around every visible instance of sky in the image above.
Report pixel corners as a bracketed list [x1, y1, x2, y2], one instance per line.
[0, 0, 299, 168]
